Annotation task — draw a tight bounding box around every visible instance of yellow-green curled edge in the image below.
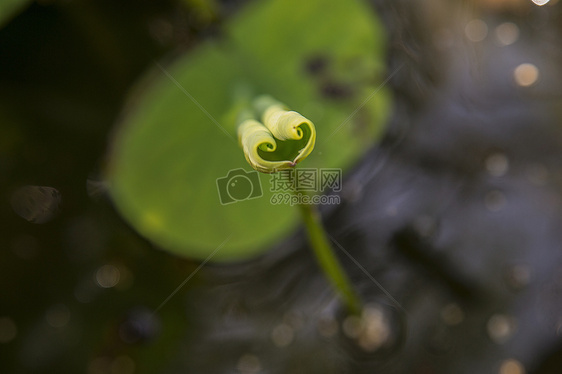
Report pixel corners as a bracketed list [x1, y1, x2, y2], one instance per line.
[237, 96, 316, 174]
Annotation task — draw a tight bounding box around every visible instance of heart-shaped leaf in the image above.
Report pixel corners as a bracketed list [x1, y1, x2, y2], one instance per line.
[238, 96, 316, 173]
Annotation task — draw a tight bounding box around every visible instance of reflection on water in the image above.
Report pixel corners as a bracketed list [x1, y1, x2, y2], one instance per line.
[170, 0, 562, 372]
[2, 0, 562, 373]
[177, 251, 407, 373]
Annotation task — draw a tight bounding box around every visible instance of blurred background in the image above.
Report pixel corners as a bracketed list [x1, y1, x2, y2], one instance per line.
[1, 0, 562, 373]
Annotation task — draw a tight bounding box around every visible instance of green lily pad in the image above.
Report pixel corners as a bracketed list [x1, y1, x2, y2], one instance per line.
[107, 0, 391, 262]
[0, 0, 31, 29]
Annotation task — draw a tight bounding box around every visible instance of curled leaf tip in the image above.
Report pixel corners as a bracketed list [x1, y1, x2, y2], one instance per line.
[237, 96, 316, 173]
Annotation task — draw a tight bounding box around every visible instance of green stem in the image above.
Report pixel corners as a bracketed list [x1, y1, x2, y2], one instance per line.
[297, 199, 362, 315]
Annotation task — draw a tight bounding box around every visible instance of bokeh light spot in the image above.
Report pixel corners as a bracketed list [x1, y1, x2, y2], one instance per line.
[96, 264, 121, 288]
[465, 19, 488, 42]
[486, 153, 509, 177]
[343, 304, 391, 352]
[237, 354, 261, 374]
[495, 22, 519, 45]
[514, 63, 539, 87]
[487, 314, 517, 343]
[271, 323, 294, 347]
[499, 358, 526, 374]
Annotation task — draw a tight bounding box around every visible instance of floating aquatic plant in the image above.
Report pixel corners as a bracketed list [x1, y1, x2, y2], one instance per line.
[107, 0, 390, 261]
[237, 95, 361, 313]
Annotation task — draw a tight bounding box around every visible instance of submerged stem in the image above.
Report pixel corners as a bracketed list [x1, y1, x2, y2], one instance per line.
[297, 198, 362, 315]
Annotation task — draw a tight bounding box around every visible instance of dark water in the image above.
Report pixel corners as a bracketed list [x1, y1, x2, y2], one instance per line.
[1, 0, 562, 373]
